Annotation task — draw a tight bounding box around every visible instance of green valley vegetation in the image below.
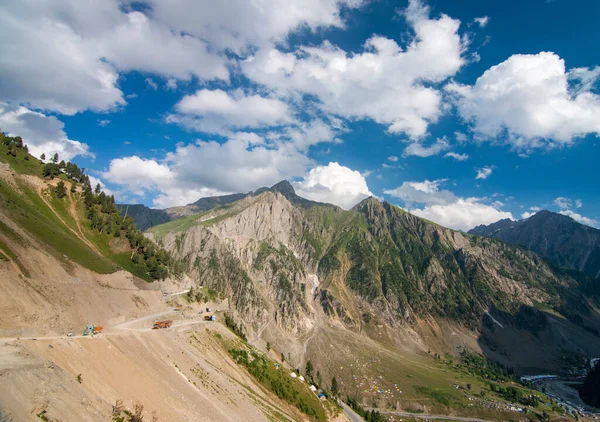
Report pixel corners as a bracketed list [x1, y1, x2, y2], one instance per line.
[0, 131, 180, 281]
[229, 347, 326, 420]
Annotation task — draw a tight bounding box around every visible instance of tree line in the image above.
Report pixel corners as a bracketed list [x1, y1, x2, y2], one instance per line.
[2, 132, 179, 281]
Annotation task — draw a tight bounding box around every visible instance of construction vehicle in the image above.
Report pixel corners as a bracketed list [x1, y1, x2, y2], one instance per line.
[83, 324, 102, 336]
[204, 315, 217, 321]
[153, 320, 173, 329]
[174, 304, 183, 311]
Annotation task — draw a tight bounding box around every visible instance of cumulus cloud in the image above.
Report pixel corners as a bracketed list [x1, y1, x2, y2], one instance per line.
[0, 103, 92, 161]
[559, 210, 598, 228]
[0, 1, 228, 115]
[521, 211, 534, 219]
[147, 0, 364, 54]
[388, 156, 399, 162]
[575, 199, 583, 208]
[102, 132, 316, 208]
[384, 178, 513, 230]
[447, 52, 600, 151]
[444, 152, 469, 161]
[243, 0, 466, 138]
[293, 162, 373, 209]
[169, 89, 295, 133]
[403, 137, 450, 157]
[475, 166, 493, 179]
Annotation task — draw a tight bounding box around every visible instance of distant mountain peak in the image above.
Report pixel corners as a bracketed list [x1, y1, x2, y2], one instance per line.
[268, 180, 295, 196]
[469, 209, 600, 278]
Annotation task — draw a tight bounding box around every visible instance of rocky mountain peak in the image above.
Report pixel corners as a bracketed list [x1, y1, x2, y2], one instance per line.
[268, 180, 296, 196]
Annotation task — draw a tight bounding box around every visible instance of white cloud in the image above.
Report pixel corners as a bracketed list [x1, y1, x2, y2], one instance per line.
[475, 166, 493, 179]
[293, 162, 373, 209]
[575, 199, 583, 208]
[411, 198, 513, 231]
[521, 211, 534, 219]
[384, 178, 513, 230]
[102, 133, 314, 208]
[0, 1, 228, 115]
[243, 0, 466, 138]
[97, 119, 111, 127]
[166, 79, 178, 90]
[88, 175, 114, 197]
[454, 131, 468, 143]
[0, 103, 92, 161]
[145, 78, 158, 91]
[404, 137, 450, 157]
[447, 52, 600, 150]
[473, 16, 489, 28]
[384, 179, 455, 207]
[553, 196, 572, 210]
[444, 152, 469, 161]
[169, 89, 295, 133]
[388, 156, 399, 162]
[559, 210, 598, 228]
[147, 0, 364, 54]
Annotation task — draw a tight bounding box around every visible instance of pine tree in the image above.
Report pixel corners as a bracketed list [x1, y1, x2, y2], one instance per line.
[52, 152, 59, 163]
[305, 360, 314, 382]
[331, 376, 339, 397]
[55, 181, 67, 198]
[40, 153, 46, 161]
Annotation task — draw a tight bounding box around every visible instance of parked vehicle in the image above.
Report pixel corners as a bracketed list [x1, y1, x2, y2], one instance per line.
[204, 315, 217, 321]
[153, 320, 173, 329]
[67, 331, 75, 337]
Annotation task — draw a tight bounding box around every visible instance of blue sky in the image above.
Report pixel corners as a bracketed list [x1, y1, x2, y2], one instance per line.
[1, 0, 599, 230]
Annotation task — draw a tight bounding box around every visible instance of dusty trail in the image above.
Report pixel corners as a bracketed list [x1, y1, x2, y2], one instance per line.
[35, 183, 101, 255]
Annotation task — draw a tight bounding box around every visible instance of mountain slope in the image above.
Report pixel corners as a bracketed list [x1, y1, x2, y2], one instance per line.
[0, 135, 322, 421]
[120, 180, 339, 230]
[469, 210, 600, 278]
[149, 184, 600, 382]
[116, 204, 171, 231]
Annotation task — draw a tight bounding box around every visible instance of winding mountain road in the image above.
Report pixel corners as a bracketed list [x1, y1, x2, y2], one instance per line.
[0, 309, 208, 344]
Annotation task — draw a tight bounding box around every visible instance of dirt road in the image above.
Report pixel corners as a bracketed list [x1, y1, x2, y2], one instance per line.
[0, 309, 208, 344]
[366, 407, 495, 422]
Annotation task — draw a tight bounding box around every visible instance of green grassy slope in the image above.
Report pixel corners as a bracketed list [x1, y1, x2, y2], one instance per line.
[0, 179, 117, 274]
[0, 133, 175, 279]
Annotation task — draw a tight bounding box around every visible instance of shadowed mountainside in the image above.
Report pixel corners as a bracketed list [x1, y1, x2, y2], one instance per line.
[470, 210, 600, 279]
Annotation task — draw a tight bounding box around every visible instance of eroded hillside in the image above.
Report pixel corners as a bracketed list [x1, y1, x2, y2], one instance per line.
[0, 138, 329, 422]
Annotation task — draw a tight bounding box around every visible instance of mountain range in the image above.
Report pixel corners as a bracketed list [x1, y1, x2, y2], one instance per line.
[470, 210, 600, 279]
[2, 132, 599, 420]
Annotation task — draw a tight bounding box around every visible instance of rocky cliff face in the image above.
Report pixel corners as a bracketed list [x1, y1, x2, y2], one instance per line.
[470, 210, 600, 278]
[151, 190, 343, 336]
[149, 184, 600, 371]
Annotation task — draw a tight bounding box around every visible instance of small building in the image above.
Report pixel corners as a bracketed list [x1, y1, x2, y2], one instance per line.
[298, 375, 305, 382]
[290, 372, 297, 378]
[309, 385, 317, 392]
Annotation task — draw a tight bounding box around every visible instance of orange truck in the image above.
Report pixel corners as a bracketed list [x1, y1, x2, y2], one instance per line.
[153, 320, 173, 329]
[93, 324, 103, 334]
